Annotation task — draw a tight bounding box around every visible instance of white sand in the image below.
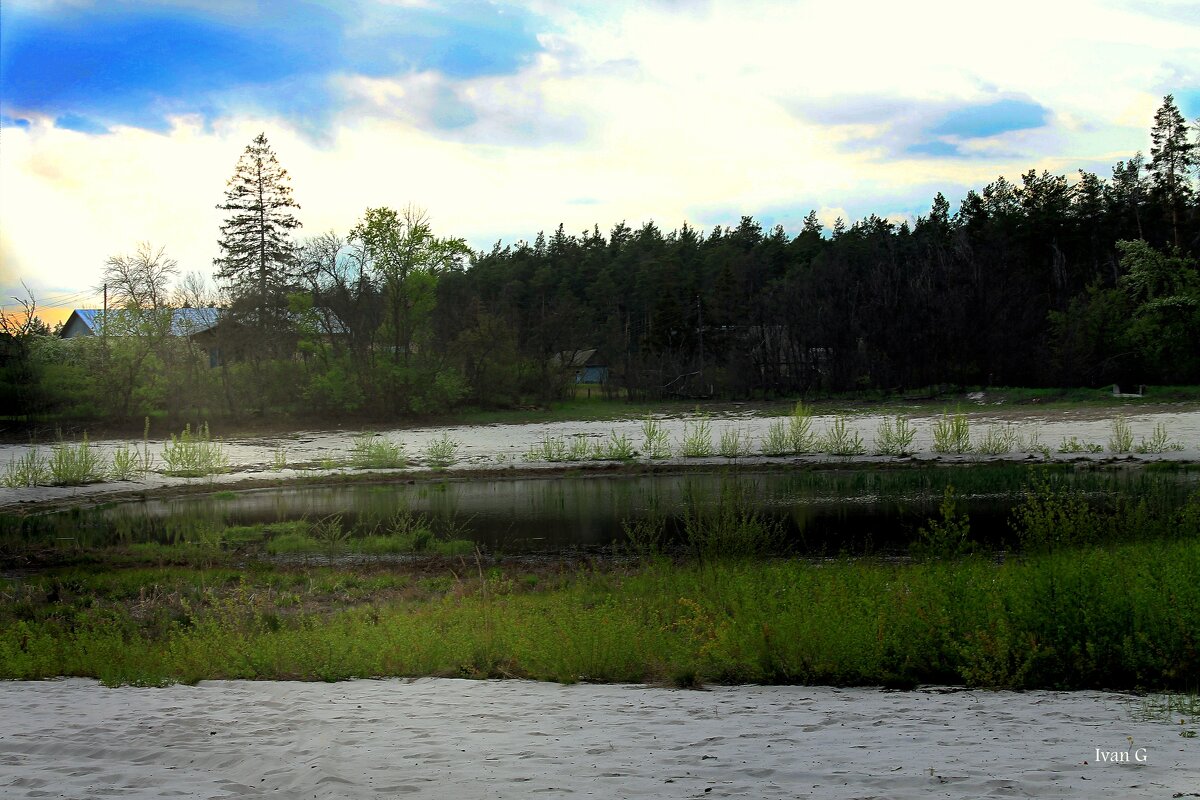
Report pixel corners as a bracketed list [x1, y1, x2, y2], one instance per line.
[1, 679, 1196, 799]
[3, 406, 1200, 511]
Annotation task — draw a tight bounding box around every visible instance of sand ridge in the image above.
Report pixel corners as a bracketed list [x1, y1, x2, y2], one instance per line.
[1, 678, 1197, 798]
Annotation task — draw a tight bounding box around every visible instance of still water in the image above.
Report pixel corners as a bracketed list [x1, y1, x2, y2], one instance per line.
[14, 464, 1194, 555]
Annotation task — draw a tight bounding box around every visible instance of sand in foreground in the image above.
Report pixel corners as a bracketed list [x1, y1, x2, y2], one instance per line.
[1, 679, 1197, 799]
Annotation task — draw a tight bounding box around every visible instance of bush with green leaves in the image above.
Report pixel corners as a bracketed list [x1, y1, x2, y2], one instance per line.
[591, 430, 637, 461]
[2, 447, 49, 488]
[423, 433, 461, 469]
[1010, 472, 1102, 551]
[161, 423, 229, 477]
[912, 486, 973, 559]
[819, 415, 865, 456]
[47, 433, 106, 486]
[1108, 416, 1134, 454]
[1057, 436, 1101, 454]
[932, 410, 971, 454]
[523, 435, 569, 463]
[760, 419, 791, 456]
[1135, 422, 1184, 453]
[641, 418, 672, 460]
[873, 416, 916, 456]
[717, 426, 753, 458]
[974, 425, 1016, 456]
[350, 433, 406, 469]
[787, 401, 818, 453]
[680, 416, 713, 458]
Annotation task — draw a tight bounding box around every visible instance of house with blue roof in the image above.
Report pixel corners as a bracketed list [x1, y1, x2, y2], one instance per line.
[60, 308, 221, 338]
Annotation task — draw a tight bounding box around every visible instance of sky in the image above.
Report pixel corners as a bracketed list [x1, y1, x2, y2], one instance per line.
[1, 0, 1199, 324]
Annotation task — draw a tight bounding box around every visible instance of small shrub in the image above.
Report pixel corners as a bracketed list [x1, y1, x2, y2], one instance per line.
[717, 426, 753, 458]
[680, 416, 713, 458]
[350, 433, 406, 469]
[1135, 422, 1184, 454]
[819, 415, 865, 456]
[423, 433, 461, 469]
[1108, 416, 1134, 454]
[591, 430, 636, 461]
[1010, 472, 1102, 551]
[270, 447, 288, 471]
[932, 410, 971, 454]
[112, 418, 157, 480]
[974, 425, 1016, 456]
[1015, 424, 1048, 458]
[873, 416, 916, 456]
[161, 423, 229, 477]
[1057, 436, 1101, 454]
[641, 418, 672, 460]
[566, 434, 591, 461]
[49, 434, 106, 486]
[760, 419, 791, 456]
[523, 435, 568, 463]
[912, 486, 972, 559]
[682, 482, 783, 561]
[787, 401, 818, 453]
[2, 447, 49, 487]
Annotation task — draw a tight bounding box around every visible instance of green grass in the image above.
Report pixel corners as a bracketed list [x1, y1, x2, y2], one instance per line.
[161, 423, 229, 477]
[2, 539, 1196, 689]
[47, 434, 106, 486]
[350, 433, 406, 469]
[2, 447, 49, 488]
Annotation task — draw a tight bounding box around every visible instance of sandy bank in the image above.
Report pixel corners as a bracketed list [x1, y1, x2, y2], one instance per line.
[1, 678, 1196, 798]
[3, 407, 1200, 513]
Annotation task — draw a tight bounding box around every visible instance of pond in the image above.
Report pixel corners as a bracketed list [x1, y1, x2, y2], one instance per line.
[7, 463, 1197, 558]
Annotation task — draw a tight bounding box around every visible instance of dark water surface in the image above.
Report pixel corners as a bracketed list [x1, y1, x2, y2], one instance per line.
[9, 464, 1195, 555]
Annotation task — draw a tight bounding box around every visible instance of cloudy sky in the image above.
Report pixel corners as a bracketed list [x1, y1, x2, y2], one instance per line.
[1, 0, 1198, 323]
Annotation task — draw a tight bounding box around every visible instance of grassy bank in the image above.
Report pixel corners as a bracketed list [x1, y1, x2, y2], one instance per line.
[2, 539, 1196, 690]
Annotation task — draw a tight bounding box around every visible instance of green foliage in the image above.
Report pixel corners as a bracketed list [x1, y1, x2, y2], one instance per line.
[591, 430, 636, 461]
[1108, 415, 1134, 453]
[974, 425, 1016, 456]
[932, 410, 971, 454]
[1135, 422, 1184, 453]
[109, 417, 155, 481]
[350, 433, 406, 469]
[819, 415, 865, 456]
[760, 419, 791, 456]
[270, 447, 288, 471]
[912, 486, 973, 559]
[640, 418, 672, 460]
[873, 415, 916, 456]
[1, 447, 49, 488]
[681, 482, 783, 561]
[787, 402, 818, 453]
[47, 434, 106, 486]
[680, 416, 713, 458]
[1057, 436, 1102, 454]
[1010, 472, 1102, 551]
[523, 434, 570, 463]
[717, 426, 752, 458]
[161, 423, 229, 477]
[5, 540, 1196, 690]
[422, 433, 461, 469]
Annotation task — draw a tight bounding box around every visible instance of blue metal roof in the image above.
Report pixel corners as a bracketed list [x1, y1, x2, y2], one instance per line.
[64, 308, 220, 337]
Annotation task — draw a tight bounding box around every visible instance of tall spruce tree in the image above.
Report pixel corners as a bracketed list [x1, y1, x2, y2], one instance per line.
[1147, 94, 1196, 248]
[214, 133, 301, 325]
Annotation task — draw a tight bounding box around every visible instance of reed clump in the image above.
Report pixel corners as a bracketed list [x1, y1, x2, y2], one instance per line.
[932, 410, 971, 454]
[161, 423, 229, 477]
[819, 415, 865, 456]
[423, 433, 461, 469]
[873, 416, 916, 456]
[2, 447, 49, 488]
[641, 418, 672, 460]
[350, 433, 406, 469]
[679, 416, 714, 458]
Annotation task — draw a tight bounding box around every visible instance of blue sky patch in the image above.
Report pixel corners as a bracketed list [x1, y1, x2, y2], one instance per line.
[1176, 89, 1200, 118]
[929, 98, 1049, 139]
[0, 1, 544, 133]
[54, 113, 111, 135]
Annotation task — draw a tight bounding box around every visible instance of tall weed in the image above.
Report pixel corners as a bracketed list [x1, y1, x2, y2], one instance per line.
[932, 410, 971, 454]
[162, 423, 229, 477]
[873, 416, 916, 456]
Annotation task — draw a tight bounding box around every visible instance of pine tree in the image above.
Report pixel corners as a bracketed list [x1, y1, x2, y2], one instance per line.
[1147, 94, 1196, 247]
[214, 133, 301, 321]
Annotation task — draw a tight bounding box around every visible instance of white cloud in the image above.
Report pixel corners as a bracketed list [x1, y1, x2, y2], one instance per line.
[3, 0, 1197, 308]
